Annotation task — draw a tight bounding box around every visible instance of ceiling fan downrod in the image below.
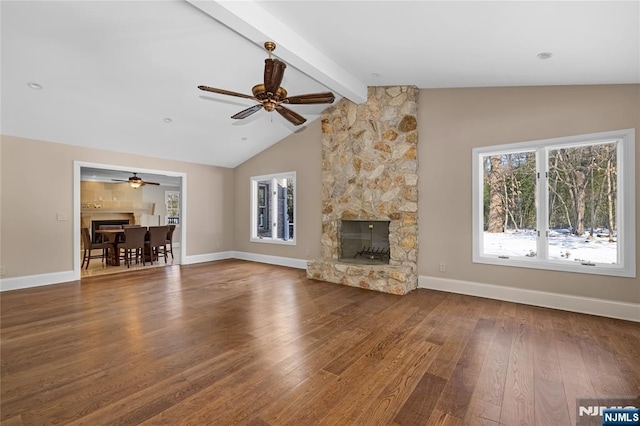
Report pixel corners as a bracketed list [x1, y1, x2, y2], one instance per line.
[264, 41, 276, 59]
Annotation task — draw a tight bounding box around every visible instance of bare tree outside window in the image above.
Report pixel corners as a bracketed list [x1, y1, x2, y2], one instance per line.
[482, 151, 536, 258]
[548, 143, 617, 262]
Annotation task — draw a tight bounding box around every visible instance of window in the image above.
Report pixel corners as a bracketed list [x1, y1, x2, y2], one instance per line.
[250, 172, 296, 245]
[165, 190, 180, 225]
[472, 129, 635, 277]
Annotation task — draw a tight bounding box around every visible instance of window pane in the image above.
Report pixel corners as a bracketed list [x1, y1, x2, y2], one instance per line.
[283, 178, 294, 240]
[482, 152, 537, 258]
[257, 181, 271, 238]
[165, 191, 180, 225]
[548, 143, 618, 264]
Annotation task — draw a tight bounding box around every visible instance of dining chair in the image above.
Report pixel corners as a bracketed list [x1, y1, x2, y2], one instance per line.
[146, 226, 169, 264]
[119, 226, 147, 268]
[165, 224, 176, 259]
[81, 227, 111, 269]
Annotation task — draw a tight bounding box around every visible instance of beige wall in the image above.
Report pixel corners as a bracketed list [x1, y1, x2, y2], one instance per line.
[0, 135, 234, 278]
[233, 119, 323, 259]
[81, 181, 144, 207]
[419, 84, 639, 303]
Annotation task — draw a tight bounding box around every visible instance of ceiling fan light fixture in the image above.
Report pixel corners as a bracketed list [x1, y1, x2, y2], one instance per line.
[129, 180, 143, 189]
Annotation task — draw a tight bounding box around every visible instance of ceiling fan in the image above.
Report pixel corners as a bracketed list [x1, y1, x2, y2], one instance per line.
[112, 173, 160, 189]
[198, 41, 335, 126]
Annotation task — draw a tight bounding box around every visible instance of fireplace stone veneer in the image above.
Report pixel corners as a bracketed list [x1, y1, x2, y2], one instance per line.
[307, 86, 418, 295]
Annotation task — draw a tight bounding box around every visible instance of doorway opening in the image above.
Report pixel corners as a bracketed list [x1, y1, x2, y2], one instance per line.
[74, 161, 187, 279]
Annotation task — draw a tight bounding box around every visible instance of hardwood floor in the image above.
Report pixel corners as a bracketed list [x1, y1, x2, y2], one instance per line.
[1, 260, 638, 425]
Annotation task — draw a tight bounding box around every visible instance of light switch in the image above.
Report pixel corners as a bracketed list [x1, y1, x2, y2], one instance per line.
[57, 213, 68, 221]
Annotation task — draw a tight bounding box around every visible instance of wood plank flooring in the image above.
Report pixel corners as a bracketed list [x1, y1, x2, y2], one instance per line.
[1, 260, 638, 425]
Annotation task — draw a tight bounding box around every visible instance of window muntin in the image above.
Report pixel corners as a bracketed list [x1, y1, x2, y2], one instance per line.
[250, 172, 296, 245]
[473, 129, 635, 277]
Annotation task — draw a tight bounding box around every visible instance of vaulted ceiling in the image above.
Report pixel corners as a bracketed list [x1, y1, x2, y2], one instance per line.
[2, 1, 638, 168]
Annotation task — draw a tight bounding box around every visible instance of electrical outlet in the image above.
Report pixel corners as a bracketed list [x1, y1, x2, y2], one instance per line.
[57, 213, 68, 221]
[0, 266, 5, 277]
[439, 262, 446, 273]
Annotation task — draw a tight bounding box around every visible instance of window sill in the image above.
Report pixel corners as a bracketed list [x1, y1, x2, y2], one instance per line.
[473, 255, 635, 278]
[250, 238, 296, 246]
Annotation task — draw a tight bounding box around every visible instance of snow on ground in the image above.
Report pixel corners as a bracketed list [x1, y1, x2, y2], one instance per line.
[483, 229, 617, 264]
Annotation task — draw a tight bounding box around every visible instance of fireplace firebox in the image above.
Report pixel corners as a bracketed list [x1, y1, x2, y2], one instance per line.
[339, 220, 390, 264]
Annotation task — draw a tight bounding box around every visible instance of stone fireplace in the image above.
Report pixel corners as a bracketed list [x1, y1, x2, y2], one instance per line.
[307, 86, 418, 295]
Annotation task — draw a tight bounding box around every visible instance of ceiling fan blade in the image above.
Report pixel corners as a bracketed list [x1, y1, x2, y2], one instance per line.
[264, 59, 286, 95]
[198, 85, 256, 100]
[143, 181, 160, 186]
[231, 104, 263, 120]
[111, 179, 129, 182]
[276, 105, 306, 126]
[284, 92, 335, 105]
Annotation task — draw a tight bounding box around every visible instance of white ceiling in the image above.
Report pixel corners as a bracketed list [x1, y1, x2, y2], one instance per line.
[2, 1, 639, 168]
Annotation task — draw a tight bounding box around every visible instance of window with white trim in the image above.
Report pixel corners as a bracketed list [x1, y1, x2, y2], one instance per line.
[165, 190, 180, 225]
[472, 129, 635, 277]
[250, 172, 296, 245]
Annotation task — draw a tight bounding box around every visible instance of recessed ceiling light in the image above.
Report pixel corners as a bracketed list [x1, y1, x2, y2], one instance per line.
[163, 117, 172, 123]
[241, 137, 247, 141]
[27, 82, 43, 90]
[371, 73, 381, 78]
[537, 52, 553, 60]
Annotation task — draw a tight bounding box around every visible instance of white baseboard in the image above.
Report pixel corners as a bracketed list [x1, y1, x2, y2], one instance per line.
[0, 270, 78, 292]
[171, 250, 308, 269]
[419, 275, 640, 322]
[231, 251, 308, 270]
[182, 251, 234, 265]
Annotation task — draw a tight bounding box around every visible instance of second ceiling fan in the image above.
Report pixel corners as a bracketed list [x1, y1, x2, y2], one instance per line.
[112, 172, 160, 189]
[198, 41, 335, 126]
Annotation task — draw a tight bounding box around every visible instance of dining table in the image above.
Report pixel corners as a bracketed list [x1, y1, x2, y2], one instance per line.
[93, 229, 126, 266]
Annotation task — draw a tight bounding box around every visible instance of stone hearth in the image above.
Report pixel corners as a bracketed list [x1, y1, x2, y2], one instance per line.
[307, 86, 418, 295]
